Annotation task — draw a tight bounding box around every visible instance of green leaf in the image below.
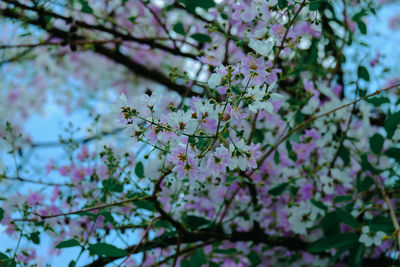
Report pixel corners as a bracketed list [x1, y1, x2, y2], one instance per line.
[178, 0, 216, 13]
[214, 248, 237, 254]
[128, 17, 136, 24]
[102, 178, 123, 193]
[56, 239, 80, 249]
[274, 151, 280, 164]
[338, 146, 350, 166]
[336, 209, 360, 229]
[348, 242, 365, 266]
[224, 175, 237, 186]
[366, 96, 390, 107]
[154, 219, 173, 229]
[310, 198, 328, 212]
[248, 251, 261, 266]
[181, 248, 207, 267]
[209, 261, 220, 267]
[135, 198, 155, 211]
[196, 137, 210, 150]
[288, 150, 298, 162]
[352, 10, 367, 21]
[358, 66, 370, 81]
[369, 133, 384, 154]
[0, 253, 12, 266]
[268, 183, 289, 196]
[0, 253, 9, 261]
[195, 0, 216, 10]
[278, 0, 288, 9]
[30, 232, 40, 244]
[135, 161, 145, 178]
[384, 111, 400, 139]
[308, 233, 358, 253]
[221, 12, 228, 20]
[88, 243, 128, 257]
[357, 176, 373, 192]
[330, 246, 349, 264]
[309, 1, 320, 11]
[385, 147, 400, 163]
[333, 195, 352, 203]
[289, 185, 299, 197]
[79, 0, 94, 14]
[360, 154, 380, 174]
[173, 22, 186, 35]
[184, 215, 211, 231]
[321, 212, 341, 235]
[294, 111, 304, 124]
[357, 21, 367, 34]
[76, 211, 97, 218]
[100, 211, 114, 223]
[0, 207, 4, 221]
[190, 33, 212, 43]
[368, 215, 395, 235]
[252, 128, 264, 143]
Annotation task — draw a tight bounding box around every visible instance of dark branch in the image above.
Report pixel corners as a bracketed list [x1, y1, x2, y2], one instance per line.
[0, 5, 201, 98]
[85, 226, 392, 266]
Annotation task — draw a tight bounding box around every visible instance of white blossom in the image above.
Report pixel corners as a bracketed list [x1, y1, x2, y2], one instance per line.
[246, 84, 266, 101]
[331, 168, 352, 187]
[249, 39, 274, 57]
[228, 139, 253, 171]
[208, 73, 224, 89]
[270, 92, 284, 101]
[320, 175, 335, 194]
[246, 85, 274, 113]
[110, 93, 128, 115]
[167, 110, 189, 129]
[249, 101, 273, 113]
[301, 98, 319, 115]
[140, 92, 160, 108]
[123, 122, 139, 137]
[359, 226, 386, 247]
[288, 201, 325, 234]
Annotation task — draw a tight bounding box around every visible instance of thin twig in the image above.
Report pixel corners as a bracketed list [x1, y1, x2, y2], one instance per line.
[0, 39, 124, 49]
[153, 240, 215, 266]
[172, 228, 182, 267]
[12, 195, 152, 222]
[0, 175, 70, 187]
[248, 0, 306, 146]
[217, 187, 240, 224]
[118, 216, 161, 267]
[328, 80, 360, 173]
[272, 0, 306, 67]
[373, 175, 400, 252]
[151, 168, 187, 234]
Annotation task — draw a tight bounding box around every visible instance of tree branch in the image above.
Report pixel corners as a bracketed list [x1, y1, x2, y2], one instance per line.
[85, 225, 392, 266]
[1, 0, 198, 59]
[0, 5, 201, 98]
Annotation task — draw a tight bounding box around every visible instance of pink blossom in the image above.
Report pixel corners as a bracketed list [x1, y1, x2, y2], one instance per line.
[26, 191, 44, 207]
[77, 145, 90, 161]
[45, 159, 55, 175]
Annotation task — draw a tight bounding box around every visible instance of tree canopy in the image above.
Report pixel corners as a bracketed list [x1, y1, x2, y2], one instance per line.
[1, 0, 400, 266]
